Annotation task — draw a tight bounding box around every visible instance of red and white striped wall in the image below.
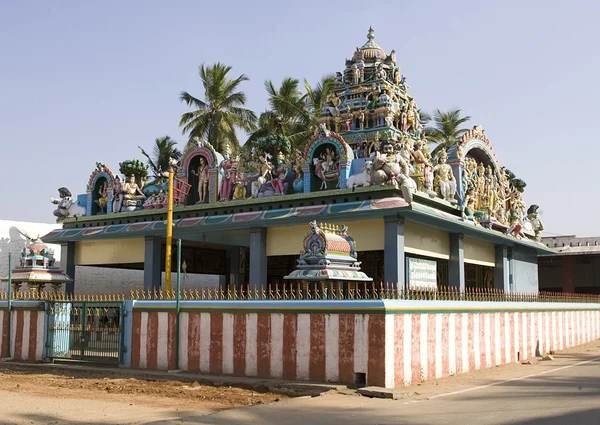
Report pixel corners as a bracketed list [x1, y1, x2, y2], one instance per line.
[387, 309, 600, 388]
[130, 307, 600, 388]
[0, 309, 45, 361]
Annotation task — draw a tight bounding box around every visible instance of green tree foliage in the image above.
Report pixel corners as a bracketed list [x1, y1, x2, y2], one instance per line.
[422, 108, 471, 158]
[179, 63, 257, 152]
[138, 136, 182, 181]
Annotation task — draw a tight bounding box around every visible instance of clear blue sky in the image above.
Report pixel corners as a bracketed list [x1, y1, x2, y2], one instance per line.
[1, 0, 598, 236]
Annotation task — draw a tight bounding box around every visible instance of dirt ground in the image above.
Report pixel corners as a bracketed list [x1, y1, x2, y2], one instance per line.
[0, 365, 287, 413]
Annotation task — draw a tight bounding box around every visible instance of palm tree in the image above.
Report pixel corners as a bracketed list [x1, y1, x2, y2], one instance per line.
[288, 75, 336, 151]
[138, 136, 182, 181]
[423, 108, 471, 158]
[246, 78, 305, 145]
[179, 63, 257, 152]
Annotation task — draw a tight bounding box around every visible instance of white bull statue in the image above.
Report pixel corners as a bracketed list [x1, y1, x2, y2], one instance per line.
[51, 187, 86, 222]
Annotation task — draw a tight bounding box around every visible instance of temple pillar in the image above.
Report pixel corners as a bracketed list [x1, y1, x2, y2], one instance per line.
[60, 242, 76, 296]
[562, 255, 575, 293]
[249, 228, 267, 290]
[383, 216, 405, 287]
[494, 245, 510, 292]
[448, 233, 465, 291]
[143, 236, 162, 291]
[225, 246, 243, 290]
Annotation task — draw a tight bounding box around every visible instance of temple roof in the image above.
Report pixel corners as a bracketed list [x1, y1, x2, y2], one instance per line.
[355, 27, 387, 61]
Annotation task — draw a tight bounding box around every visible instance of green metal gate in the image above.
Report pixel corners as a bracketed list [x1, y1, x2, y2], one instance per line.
[46, 301, 125, 364]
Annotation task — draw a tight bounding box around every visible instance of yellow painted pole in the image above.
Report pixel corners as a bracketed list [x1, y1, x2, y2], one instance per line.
[165, 168, 174, 292]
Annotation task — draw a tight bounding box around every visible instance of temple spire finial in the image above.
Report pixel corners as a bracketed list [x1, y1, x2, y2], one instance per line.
[367, 26, 374, 42]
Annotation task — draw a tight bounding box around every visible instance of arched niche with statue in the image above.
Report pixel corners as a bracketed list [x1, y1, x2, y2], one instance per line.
[447, 125, 502, 203]
[86, 163, 115, 215]
[177, 140, 224, 205]
[302, 125, 354, 192]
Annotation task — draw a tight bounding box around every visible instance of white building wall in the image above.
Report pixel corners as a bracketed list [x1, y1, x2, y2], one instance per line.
[0, 220, 218, 294]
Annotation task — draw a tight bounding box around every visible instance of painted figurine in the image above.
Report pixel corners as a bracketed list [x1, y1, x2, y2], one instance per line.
[219, 146, 236, 201]
[372, 140, 416, 203]
[233, 173, 247, 200]
[313, 147, 340, 190]
[271, 152, 289, 195]
[526, 204, 544, 241]
[112, 176, 123, 213]
[433, 150, 457, 203]
[50, 187, 85, 222]
[122, 176, 146, 202]
[191, 156, 209, 203]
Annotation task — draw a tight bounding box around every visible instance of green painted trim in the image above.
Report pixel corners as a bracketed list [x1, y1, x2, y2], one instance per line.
[131, 304, 600, 315]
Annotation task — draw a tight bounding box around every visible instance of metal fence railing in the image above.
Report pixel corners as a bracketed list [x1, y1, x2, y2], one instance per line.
[1, 284, 600, 304]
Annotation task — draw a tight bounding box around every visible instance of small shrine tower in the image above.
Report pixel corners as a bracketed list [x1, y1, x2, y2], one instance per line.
[1, 236, 72, 295]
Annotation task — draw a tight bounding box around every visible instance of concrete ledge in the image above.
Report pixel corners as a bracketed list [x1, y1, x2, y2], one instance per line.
[357, 386, 406, 400]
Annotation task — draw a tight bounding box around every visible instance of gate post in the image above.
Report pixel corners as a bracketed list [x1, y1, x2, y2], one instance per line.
[121, 300, 134, 368]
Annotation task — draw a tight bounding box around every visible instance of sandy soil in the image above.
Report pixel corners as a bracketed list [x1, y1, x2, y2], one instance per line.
[0, 366, 286, 413]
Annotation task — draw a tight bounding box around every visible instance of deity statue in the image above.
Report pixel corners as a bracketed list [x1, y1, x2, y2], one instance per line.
[462, 188, 477, 222]
[219, 145, 237, 201]
[233, 172, 247, 200]
[410, 140, 433, 193]
[433, 150, 457, 203]
[51, 187, 85, 222]
[251, 154, 273, 198]
[191, 156, 210, 203]
[358, 109, 365, 130]
[96, 182, 108, 213]
[112, 176, 123, 213]
[123, 176, 146, 201]
[292, 150, 305, 193]
[351, 63, 360, 85]
[335, 71, 344, 87]
[399, 104, 408, 132]
[375, 63, 387, 81]
[313, 147, 340, 190]
[271, 152, 290, 195]
[526, 204, 544, 241]
[372, 140, 416, 203]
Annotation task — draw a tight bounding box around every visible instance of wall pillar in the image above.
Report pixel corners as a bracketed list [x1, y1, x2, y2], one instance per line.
[448, 233, 465, 291]
[383, 216, 405, 287]
[249, 228, 267, 290]
[494, 245, 510, 292]
[225, 247, 242, 290]
[143, 236, 162, 291]
[562, 255, 575, 293]
[60, 242, 76, 296]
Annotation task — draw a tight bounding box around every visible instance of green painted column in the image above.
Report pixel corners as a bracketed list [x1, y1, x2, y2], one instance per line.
[249, 228, 267, 290]
[494, 245, 510, 292]
[448, 233, 465, 291]
[383, 216, 405, 287]
[143, 236, 162, 291]
[60, 242, 76, 296]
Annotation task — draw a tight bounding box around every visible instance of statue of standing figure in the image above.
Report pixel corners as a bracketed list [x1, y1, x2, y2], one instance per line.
[112, 176, 123, 213]
[219, 145, 237, 201]
[191, 156, 210, 203]
[433, 150, 457, 203]
[526, 204, 544, 241]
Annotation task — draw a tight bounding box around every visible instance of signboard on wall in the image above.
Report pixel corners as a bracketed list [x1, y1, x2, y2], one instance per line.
[406, 257, 437, 290]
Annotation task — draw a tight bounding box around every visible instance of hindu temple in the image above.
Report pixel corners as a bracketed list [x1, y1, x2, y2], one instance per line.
[42, 28, 553, 295]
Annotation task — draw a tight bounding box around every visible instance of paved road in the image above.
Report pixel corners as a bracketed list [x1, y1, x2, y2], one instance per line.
[171, 340, 600, 425]
[1, 340, 600, 424]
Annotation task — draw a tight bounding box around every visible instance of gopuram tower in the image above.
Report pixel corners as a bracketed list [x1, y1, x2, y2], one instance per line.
[318, 27, 422, 150]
